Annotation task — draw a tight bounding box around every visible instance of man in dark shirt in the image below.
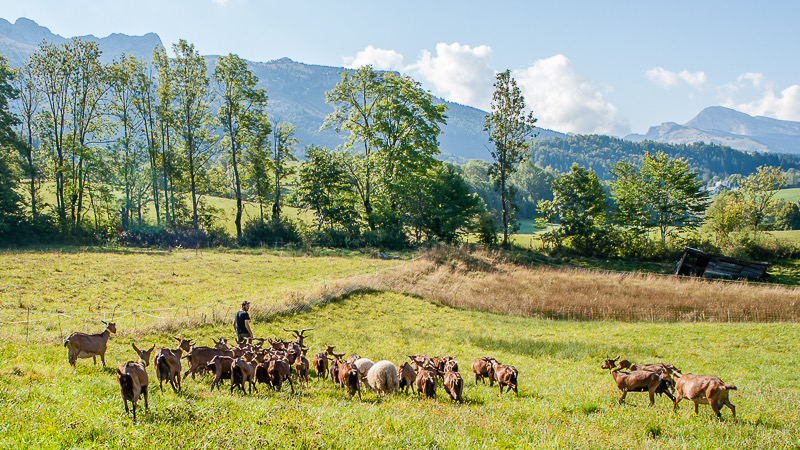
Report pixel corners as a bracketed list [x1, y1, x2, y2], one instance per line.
[234, 300, 253, 343]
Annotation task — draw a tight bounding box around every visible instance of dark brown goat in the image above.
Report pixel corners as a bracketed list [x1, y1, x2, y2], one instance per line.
[415, 366, 437, 400]
[268, 358, 294, 394]
[154, 338, 190, 392]
[207, 355, 236, 391]
[397, 362, 417, 395]
[116, 361, 149, 423]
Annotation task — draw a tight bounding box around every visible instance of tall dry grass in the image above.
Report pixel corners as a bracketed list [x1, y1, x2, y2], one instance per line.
[306, 245, 800, 322]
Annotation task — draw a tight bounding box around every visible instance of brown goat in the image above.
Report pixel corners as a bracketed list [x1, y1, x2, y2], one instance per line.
[471, 356, 496, 386]
[443, 369, 464, 402]
[116, 361, 149, 423]
[347, 354, 362, 364]
[415, 366, 437, 400]
[601, 357, 670, 405]
[341, 363, 361, 400]
[207, 355, 236, 392]
[268, 358, 294, 394]
[183, 346, 243, 380]
[294, 350, 310, 386]
[132, 343, 155, 367]
[231, 357, 258, 395]
[493, 363, 518, 395]
[397, 362, 417, 395]
[673, 373, 737, 420]
[154, 338, 190, 392]
[617, 359, 680, 401]
[64, 321, 116, 367]
[312, 352, 330, 381]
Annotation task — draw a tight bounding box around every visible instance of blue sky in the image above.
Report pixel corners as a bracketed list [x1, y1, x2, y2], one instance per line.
[2, 0, 798, 136]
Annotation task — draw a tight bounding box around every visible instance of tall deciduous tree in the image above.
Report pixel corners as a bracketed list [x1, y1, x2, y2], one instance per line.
[738, 165, 788, 233]
[298, 145, 358, 232]
[538, 164, 609, 254]
[324, 65, 446, 231]
[13, 61, 40, 219]
[0, 55, 24, 239]
[172, 40, 214, 230]
[271, 121, 297, 223]
[213, 54, 268, 238]
[485, 69, 538, 246]
[610, 151, 708, 244]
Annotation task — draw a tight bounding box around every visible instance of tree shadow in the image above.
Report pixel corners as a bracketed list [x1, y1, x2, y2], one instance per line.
[468, 334, 639, 362]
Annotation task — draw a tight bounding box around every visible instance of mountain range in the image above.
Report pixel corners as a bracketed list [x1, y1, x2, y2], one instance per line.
[1, 17, 799, 159]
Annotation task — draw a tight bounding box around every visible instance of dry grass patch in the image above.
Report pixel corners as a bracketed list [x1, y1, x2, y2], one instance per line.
[306, 246, 800, 322]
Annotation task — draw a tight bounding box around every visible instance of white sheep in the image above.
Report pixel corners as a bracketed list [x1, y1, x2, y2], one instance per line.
[367, 360, 399, 396]
[354, 358, 374, 387]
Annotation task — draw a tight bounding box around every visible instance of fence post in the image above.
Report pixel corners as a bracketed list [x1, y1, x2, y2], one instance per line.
[727, 309, 731, 323]
[25, 307, 30, 343]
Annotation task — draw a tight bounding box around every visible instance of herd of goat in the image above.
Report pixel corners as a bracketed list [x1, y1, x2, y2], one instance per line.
[62, 321, 737, 424]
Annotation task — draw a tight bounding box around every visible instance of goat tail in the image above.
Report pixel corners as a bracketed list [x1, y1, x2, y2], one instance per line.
[724, 384, 738, 390]
[118, 372, 135, 399]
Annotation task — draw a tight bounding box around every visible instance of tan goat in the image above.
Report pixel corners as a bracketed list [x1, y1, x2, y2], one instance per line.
[132, 343, 155, 367]
[471, 356, 496, 386]
[601, 357, 670, 405]
[207, 355, 236, 392]
[673, 373, 737, 420]
[64, 321, 116, 367]
[493, 362, 518, 395]
[415, 365, 437, 400]
[231, 357, 258, 395]
[116, 361, 149, 423]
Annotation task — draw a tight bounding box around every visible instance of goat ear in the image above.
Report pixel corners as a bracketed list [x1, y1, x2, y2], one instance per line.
[132, 342, 140, 352]
[148, 345, 155, 352]
[101, 320, 107, 325]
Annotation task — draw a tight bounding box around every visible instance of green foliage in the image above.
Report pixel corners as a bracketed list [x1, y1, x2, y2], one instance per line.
[324, 65, 446, 232]
[529, 134, 800, 181]
[539, 164, 610, 255]
[298, 145, 360, 232]
[241, 216, 304, 247]
[213, 53, 268, 238]
[738, 165, 788, 232]
[402, 164, 484, 244]
[485, 70, 537, 246]
[777, 202, 800, 231]
[270, 121, 298, 222]
[610, 151, 709, 244]
[704, 191, 747, 244]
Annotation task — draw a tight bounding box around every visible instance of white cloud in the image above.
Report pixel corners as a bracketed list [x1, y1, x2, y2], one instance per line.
[405, 42, 495, 110]
[344, 46, 404, 71]
[646, 67, 707, 89]
[724, 73, 800, 121]
[514, 55, 630, 136]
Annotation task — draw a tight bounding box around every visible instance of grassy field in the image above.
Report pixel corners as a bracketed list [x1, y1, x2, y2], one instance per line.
[1, 249, 799, 448]
[777, 187, 800, 203]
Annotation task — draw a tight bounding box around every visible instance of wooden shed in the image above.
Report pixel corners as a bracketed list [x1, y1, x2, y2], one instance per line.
[675, 247, 769, 280]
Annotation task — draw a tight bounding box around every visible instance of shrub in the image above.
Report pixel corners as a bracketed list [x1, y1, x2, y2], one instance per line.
[240, 217, 305, 247]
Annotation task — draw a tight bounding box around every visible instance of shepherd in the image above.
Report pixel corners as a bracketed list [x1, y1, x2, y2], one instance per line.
[234, 300, 253, 343]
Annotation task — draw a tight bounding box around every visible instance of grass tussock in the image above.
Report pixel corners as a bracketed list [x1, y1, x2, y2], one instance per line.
[305, 245, 800, 323]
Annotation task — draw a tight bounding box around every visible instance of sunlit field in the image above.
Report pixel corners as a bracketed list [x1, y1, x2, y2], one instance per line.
[0, 248, 798, 448]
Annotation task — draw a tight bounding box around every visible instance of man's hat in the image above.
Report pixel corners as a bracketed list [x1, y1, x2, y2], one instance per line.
[241, 300, 250, 306]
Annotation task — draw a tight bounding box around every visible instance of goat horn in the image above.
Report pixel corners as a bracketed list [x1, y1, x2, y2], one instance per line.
[132, 343, 140, 352]
[300, 327, 315, 334]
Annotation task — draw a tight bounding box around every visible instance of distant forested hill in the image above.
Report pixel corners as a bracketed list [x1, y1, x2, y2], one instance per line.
[529, 135, 800, 181]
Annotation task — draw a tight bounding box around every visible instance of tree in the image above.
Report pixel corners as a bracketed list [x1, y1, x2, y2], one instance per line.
[704, 190, 746, 244]
[0, 55, 23, 239]
[485, 70, 538, 246]
[324, 65, 446, 232]
[109, 55, 146, 229]
[403, 164, 483, 243]
[298, 145, 359, 232]
[213, 53, 268, 238]
[243, 117, 272, 223]
[538, 164, 609, 255]
[738, 165, 788, 233]
[12, 61, 40, 219]
[610, 151, 709, 244]
[776, 202, 800, 231]
[171, 40, 214, 230]
[271, 121, 297, 223]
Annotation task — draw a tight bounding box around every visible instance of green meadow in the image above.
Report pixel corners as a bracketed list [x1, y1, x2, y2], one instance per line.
[0, 249, 798, 449]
